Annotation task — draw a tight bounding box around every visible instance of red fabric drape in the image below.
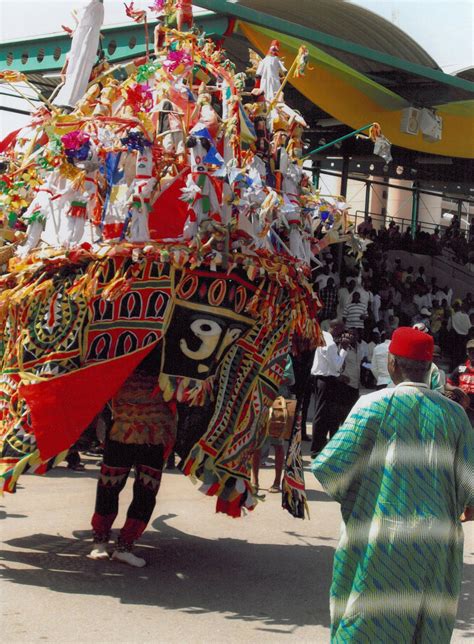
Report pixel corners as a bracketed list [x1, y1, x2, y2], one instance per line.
[149, 172, 189, 239]
[19, 344, 156, 459]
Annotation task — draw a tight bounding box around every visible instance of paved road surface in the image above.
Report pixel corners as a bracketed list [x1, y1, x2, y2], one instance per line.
[1, 444, 473, 643]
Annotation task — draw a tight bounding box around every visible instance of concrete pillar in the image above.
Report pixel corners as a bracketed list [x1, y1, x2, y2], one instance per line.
[368, 176, 388, 228]
[386, 179, 413, 234]
[417, 191, 442, 231]
[345, 179, 368, 229]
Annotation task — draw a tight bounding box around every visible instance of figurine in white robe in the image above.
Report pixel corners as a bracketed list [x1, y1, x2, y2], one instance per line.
[254, 40, 286, 103]
[127, 148, 156, 243]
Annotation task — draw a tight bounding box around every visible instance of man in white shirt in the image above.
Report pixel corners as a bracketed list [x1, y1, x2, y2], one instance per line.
[337, 278, 356, 319]
[413, 287, 431, 312]
[416, 266, 427, 282]
[355, 279, 373, 312]
[315, 265, 331, 291]
[310, 320, 349, 457]
[343, 292, 368, 330]
[371, 332, 392, 389]
[372, 292, 381, 323]
[329, 269, 340, 288]
[435, 286, 453, 307]
[338, 330, 364, 421]
[450, 301, 471, 369]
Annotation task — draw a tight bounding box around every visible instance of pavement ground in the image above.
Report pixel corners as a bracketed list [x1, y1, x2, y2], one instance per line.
[1, 441, 473, 643]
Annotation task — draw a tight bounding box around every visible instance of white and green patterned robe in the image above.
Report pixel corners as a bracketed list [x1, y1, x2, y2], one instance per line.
[312, 382, 474, 643]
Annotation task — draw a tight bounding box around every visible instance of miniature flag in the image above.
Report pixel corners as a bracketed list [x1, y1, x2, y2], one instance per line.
[238, 103, 257, 144]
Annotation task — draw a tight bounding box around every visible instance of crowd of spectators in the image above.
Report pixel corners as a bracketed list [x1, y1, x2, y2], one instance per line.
[314, 240, 474, 375]
[299, 241, 474, 449]
[356, 215, 474, 268]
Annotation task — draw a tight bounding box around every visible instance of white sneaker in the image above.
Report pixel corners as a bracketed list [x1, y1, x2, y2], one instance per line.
[89, 543, 109, 560]
[112, 549, 146, 568]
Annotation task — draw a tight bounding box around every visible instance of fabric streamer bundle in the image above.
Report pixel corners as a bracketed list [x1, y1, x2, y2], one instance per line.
[0, 1, 355, 518]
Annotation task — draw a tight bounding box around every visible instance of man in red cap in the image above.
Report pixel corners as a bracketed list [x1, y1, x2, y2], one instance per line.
[312, 327, 474, 643]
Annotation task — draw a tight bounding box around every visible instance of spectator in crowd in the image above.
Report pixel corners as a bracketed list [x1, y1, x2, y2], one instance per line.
[399, 292, 418, 326]
[337, 329, 364, 422]
[464, 292, 473, 315]
[312, 327, 474, 643]
[371, 331, 392, 389]
[372, 289, 381, 323]
[430, 344, 446, 392]
[430, 299, 445, 343]
[355, 278, 373, 313]
[310, 319, 349, 458]
[413, 306, 432, 329]
[343, 291, 367, 331]
[435, 285, 453, 307]
[360, 260, 373, 282]
[315, 264, 331, 291]
[439, 299, 452, 354]
[449, 301, 471, 369]
[416, 266, 427, 282]
[402, 266, 414, 284]
[413, 284, 431, 313]
[319, 277, 338, 322]
[328, 262, 340, 287]
[391, 257, 403, 282]
[337, 278, 356, 320]
[387, 312, 400, 335]
[361, 330, 379, 388]
[252, 357, 295, 494]
[448, 338, 474, 425]
[357, 216, 373, 236]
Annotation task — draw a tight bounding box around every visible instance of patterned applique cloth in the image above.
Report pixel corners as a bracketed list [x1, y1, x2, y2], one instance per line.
[109, 371, 176, 446]
[312, 383, 474, 643]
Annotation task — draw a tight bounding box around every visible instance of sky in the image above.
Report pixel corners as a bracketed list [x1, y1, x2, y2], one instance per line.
[0, 0, 473, 136]
[350, 0, 473, 72]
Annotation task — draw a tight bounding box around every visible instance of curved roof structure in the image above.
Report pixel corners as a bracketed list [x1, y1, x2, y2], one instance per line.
[193, 0, 474, 158]
[1, 0, 473, 160]
[233, 0, 440, 73]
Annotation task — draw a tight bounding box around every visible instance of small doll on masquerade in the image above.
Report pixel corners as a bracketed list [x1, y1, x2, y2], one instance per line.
[60, 167, 101, 247]
[101, 152, 136, 241]
[125, 136, 157, 243]
[154, 98, 185, 159]
[176, 0, 193, 31]
[93, 78, 120, 117]
[191, 84, 220, 140]
[181, 133, 222, 240]
[150, 0, 175, 53]
[252, 40, 286, 104]
[16, 174, 58, 257]
[56, 132, 99, 247]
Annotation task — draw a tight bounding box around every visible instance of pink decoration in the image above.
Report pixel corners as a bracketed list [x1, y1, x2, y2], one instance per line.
[163, 49, 193, 75]
[61, 130, 90, 151]
[149, 0, 166, 11]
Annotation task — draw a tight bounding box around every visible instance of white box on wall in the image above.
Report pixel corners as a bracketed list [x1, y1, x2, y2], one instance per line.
[420, 109, 442, 142]
[400, 107, 420, 135]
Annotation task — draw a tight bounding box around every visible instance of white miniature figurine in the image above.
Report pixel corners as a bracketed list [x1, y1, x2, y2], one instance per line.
[254, 40, 286, 103]
[16, 175, 57, 257]
[127, 147, 157, 242]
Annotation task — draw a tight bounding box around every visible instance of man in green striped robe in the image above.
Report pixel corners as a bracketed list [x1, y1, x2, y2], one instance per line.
[312, 327, 474, 643]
